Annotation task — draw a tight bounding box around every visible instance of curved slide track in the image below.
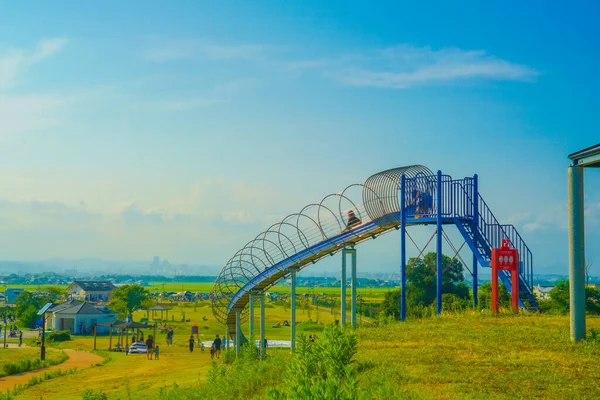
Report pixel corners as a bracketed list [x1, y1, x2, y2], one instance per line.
[212, 166, 539, 343]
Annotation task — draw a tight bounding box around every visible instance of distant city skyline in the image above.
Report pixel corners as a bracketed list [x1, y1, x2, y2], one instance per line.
[0, 2, 599, 276]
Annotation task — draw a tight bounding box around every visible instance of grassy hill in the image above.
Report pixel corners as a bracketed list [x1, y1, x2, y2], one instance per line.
[158, 312, 600, 400]
[4, 303, 600, 399]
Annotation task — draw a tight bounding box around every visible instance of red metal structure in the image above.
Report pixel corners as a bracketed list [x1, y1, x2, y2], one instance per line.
[491, 239, 519, 313]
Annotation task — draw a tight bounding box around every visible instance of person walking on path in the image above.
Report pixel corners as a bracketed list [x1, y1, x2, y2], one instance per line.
[146, 335, 154, 360]
[213, 334, 222, 359]
[166, 328, 173, 346]
[154, 345, 159, 360]
[18, 331, 22, 347]
[210, 344, 216, 359]
[188, 335, 195, 352]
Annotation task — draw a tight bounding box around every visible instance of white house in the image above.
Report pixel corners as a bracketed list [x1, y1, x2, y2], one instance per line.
[45, 300, 117, 335]
[533, 285, 553, 300]
[67, 281, 116, 303]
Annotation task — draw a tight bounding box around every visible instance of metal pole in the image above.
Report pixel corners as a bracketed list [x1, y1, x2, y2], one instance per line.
[341, 249, 347, 326]
[41, 314, 46, 360]
[249, 293, 255, 338]
[491, 252, 499, 314]
[225, 326, 229, 351]
[153, 323, 157, 348]
[472, 174, 479, 308]
[259, 294, 266, 359]
[401, 174, 407, 321]
[291, 268, 297, 351]
[436, 170, 443, 315]
[351, 249, 357, 329]
[235, 309, 241, 356]
[568, 166, 586, 341]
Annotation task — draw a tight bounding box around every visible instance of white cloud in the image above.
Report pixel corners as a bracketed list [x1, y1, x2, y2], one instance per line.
[330, 45, 538, 89]
[515, 201, 600, 233]
[142, 39, 271, 62]
[0, 38, 68, 89]
[0, 94, 66, 136]
[146, 79, 260, 110]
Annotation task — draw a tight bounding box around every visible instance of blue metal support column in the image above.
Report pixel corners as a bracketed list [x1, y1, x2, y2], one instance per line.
[249, 293, 255, 338]
[568, 166, 586, 341]
[472, 174, 479, 308]
[225, 326, 229, 351]
[400, 174, 407, 321]
[341, 249, 347, 326]
[350, 248, 357, 329]
[436, 170, 443, 315]
[235, 309, 241, 356]
[290, 267, 297, 351]
[259, 293, 266, 358]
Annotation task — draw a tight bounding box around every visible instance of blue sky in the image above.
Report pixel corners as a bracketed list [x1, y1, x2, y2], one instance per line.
[0, 1, 598, 276]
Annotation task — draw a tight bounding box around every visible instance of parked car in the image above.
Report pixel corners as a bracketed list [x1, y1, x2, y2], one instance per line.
[128, 342, 147, 354]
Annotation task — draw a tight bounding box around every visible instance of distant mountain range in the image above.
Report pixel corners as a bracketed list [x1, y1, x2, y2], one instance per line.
[0, 258, 596, 285]
[0, 258, 222, 277]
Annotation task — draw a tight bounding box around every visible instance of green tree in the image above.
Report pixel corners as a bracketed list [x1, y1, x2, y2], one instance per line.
[539, 280, 600, 315]
[47, 286, 67, 299]
[109, 285, 152, 319]
[19, 305, 39, 328]
[406, 252, 470, 308]
[380, 289, 401, 319]
[15, 291, 48, 317]
[477, 282, 511, 311]
[380, 253, 471, 320]
[15, 291, 52, 328]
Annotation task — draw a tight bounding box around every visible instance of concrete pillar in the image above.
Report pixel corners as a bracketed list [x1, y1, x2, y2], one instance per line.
[235, 309, 241, 356]
[291, 268, 297, 351]
[568, 166, 586, 341]
[249, 293, 255, 338]
[225, 326, 229, 350]
[341, 249, 347, 326]
[350, 249, 357, 329]
[259, 294, 266, 359]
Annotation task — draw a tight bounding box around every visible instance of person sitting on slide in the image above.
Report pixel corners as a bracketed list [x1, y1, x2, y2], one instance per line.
[344, 210, 362, 231]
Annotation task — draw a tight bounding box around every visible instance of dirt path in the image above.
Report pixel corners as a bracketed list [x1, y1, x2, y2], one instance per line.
[0, 349, 104, 390]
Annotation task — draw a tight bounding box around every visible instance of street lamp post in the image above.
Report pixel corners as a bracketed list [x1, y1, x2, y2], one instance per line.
[37, 303, 53, 360]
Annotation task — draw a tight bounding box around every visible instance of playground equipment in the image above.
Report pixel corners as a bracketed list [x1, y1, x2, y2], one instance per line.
[568, 143, 600, 342]
[212, 165, 539, 354]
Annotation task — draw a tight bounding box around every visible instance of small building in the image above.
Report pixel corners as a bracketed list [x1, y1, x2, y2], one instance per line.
[533, 285, 553, 300]
[5, 288, 24, 304]
[45, 299, 117, 335]
[67, 281, 117, 303]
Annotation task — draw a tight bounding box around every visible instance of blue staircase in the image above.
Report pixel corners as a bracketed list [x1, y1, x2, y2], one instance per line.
[451, 179, 539, 311]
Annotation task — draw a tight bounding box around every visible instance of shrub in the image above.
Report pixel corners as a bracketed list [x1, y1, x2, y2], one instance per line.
[47, 330, 71, 342]
[81, 389, 108, 400]
[221, 348, 236, 364]
[268, 323, 359, 400]
[0, 351, 68, 377]
[18, 305, 39, 328]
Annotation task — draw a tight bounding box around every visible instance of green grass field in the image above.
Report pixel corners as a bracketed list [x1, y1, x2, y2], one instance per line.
[0, 348, 62, 365]
[5, 306, 600, 399]
[3, 282, 391, 298]
[4, 282, 600, 399]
